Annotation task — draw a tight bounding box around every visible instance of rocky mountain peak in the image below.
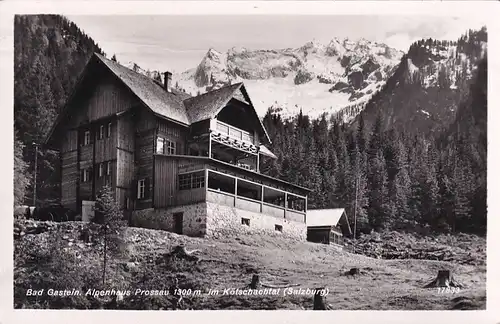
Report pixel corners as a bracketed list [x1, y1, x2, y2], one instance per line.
[175, 37, 404, 118]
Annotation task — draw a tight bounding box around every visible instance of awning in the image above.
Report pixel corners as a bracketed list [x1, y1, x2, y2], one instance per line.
[259, 145, 278, 159]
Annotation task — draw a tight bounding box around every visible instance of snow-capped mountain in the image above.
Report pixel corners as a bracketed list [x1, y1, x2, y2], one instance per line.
[349, 27, 487, 135]
[173, 38, 404, 118]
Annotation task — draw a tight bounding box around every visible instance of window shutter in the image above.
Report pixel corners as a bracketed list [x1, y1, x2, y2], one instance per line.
[144, 177, 150, 199]
[131, 180, 138, 200]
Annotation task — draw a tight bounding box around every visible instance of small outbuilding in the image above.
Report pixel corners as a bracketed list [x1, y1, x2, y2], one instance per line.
[306, 208, 352, 245]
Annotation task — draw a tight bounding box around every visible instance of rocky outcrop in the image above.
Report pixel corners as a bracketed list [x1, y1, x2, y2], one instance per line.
[294, 69, 315, 85]
[329, 81, 351, 93]
[317, 73, 336, 84]
[361, 58, 381, 76]
[348, 71, 364, 89]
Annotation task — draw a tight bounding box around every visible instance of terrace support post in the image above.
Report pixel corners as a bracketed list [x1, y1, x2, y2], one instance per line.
[304, 196, 308, 223]
[208, 133, 212, 159]
[256, 152, 260, 173]
[205, 169, 209, 196]
[260, 186, 264, 213]
[234, 178, 238, 207]
[284, 192, 288, 219]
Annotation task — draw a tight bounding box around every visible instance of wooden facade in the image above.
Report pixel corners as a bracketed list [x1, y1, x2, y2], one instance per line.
[56, 61, 140, 211]
[47, 53, 309, 223]
[307, 226, 344, 246]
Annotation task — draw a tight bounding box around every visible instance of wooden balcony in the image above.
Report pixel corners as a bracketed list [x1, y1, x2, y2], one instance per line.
[154, 154, 310, 213]
[214, 120, 255, 145]
[205, 168, 307, 223]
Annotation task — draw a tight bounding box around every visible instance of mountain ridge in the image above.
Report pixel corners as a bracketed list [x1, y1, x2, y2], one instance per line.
[120, 38, 403, 118]
[349, 27, 487, 135]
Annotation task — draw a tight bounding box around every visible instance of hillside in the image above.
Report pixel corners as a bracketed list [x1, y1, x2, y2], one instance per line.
[14, 220, 486, 310]
[14, 15, 106, 205]
[350, 28, 487, 135]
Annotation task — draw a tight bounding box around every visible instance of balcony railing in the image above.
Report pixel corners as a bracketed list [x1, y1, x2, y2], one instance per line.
[214, 120, 255, 145]
[204, 168, 307, 223]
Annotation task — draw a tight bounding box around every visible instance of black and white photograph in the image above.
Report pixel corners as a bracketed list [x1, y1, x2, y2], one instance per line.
[7, 2, 492, 314]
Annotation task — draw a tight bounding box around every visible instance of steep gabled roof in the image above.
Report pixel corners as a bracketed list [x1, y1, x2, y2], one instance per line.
[184, 83, 271, 143]
[46, 52, 272, 145]
[95, 53, 191, 125]
[183, 83, 242, 123]
[306, 208, 347, 227]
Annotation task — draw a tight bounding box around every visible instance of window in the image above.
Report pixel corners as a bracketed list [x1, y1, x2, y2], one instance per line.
[98, 163, 104, 178]
[106, 161, 112, 176]
[137, 179, 145, 199]
[179, 174, 191, 190]
[275, 224, 283, 232]
[178, 171, 205, 190]
[125, 198, 130, 210]
[81, 168, 91, 183]
[241, 218, 250, 226]
[107, 122, 112, 138]
[192, 172, 205, 188]
[156, 136, 176, 155]
[156, 137, 165, 154]
[83, 131, 91, 146]
[99, 125, 104, 140]
[166, 140, 176, 155]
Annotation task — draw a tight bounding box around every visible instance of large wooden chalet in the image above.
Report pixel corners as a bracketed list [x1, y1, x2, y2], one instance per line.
[45, 53, 310, 239]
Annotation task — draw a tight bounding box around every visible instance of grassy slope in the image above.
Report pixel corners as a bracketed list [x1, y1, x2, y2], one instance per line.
[14, 220, 486, 310]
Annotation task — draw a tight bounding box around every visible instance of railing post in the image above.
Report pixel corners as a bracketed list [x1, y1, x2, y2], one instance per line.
[234, 178, 238, 207]
[205, 169, 209, 197]
[260, 185, 264, 213]
[284, 192, 288, 219]
[208, 133, 212, 158]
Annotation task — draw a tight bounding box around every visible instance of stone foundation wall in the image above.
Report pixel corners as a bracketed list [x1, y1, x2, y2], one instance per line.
[131, 202, 307, 241]
[206, 202, 306, 240]
[130, 203, 207, 237]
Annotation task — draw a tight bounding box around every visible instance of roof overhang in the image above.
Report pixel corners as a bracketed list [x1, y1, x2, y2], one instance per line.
[44, 54, 96, 147]
[259, 145, 278, 159]
[209, 83, 272, 145]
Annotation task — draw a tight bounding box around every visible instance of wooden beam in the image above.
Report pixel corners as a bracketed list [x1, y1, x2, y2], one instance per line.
[256, 151, 260, 173]
[233, 177, 238, 207]
[208, 132, 212, 158]
[260, 185, 264, 213]
[284, 192, 288, 219]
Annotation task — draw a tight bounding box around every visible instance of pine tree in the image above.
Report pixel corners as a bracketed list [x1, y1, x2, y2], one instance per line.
[94, 185, 127, 285]
[14, 129, 31, 207]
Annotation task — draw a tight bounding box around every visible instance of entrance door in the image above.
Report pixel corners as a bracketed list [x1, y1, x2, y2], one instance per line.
[81, 200, 95, 222]
[173, 212, 183, 234]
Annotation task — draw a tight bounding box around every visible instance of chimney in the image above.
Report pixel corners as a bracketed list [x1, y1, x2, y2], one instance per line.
[163, 71, 172, 92]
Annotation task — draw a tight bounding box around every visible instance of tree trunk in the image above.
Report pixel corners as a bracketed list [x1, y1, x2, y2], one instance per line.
[425, 270, 463, 288]
[313, 288, 327, 310]
[103, 226, 107, 286]
[249, 274, 260, 289]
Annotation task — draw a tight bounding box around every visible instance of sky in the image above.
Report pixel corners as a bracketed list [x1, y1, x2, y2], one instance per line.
[67, 15, 487, 73]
